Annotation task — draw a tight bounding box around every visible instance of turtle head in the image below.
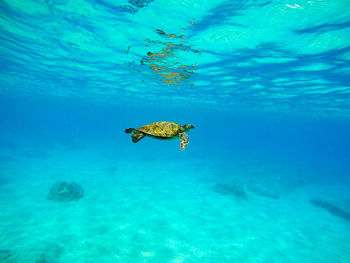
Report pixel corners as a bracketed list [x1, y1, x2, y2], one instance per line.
[182, 124, 195, 132]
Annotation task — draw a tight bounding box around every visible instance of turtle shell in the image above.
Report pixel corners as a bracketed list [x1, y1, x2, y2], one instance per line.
[137, 121, 181, 138]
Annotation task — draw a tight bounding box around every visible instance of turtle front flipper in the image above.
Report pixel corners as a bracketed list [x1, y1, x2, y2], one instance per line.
[179, 132, 189, 150]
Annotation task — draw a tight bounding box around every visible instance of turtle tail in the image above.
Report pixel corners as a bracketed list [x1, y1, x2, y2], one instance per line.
[125, 128, 135, 134]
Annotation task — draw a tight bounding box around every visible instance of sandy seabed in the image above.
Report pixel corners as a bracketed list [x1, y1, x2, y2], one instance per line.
[0, 144, 349, 263]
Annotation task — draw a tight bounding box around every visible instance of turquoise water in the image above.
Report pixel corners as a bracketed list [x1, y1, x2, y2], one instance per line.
[1, 0, 350, 262]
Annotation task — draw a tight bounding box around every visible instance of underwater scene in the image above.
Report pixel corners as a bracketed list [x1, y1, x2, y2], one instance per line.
[1, 0, 350, 262]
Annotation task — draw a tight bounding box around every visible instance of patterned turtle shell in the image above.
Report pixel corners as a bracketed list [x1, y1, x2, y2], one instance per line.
[136, 121, 182, 138]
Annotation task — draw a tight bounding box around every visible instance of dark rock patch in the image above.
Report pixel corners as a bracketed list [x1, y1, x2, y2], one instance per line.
[47, 181, 84, 201]
[0, 249, 11, 262]
[9, 241, 63, 263]
[311, 199, 350, 222]
[247, 175, 308, 200]
[213, 181, 247, 199]
[249, 188, 279, 199]
[37, 242, 63, 263]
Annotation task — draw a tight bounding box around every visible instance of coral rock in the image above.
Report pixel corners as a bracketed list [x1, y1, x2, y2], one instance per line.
[47, 181, 83, 201]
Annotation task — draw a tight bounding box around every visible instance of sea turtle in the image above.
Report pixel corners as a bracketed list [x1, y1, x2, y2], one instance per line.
[125, 121, 195, 150]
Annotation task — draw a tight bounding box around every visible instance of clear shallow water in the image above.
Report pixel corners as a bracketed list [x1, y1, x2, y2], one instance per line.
[1, 0, 350, 115]
[1, 1, 350, 263]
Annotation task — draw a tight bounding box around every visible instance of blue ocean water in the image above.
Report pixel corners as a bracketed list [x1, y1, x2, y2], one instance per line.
[1, 0, 350, 262]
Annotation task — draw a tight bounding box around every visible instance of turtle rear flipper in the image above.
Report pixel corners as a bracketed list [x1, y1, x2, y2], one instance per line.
[179, 133, 189, 150]
[125, 128, 135, 134]
[132, 130, 145, 143]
